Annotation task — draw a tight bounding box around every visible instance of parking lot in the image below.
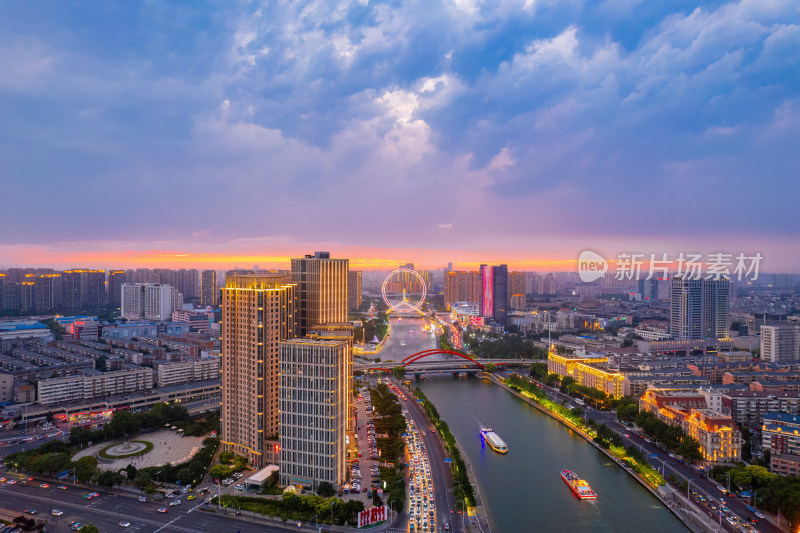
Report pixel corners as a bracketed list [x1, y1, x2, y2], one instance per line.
[345, 387, 384, 507]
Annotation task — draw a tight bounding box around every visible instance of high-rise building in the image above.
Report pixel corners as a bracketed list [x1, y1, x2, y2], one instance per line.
[467, 271, 481, 303]
[107, 270, 126, 309]
[702, 278, 730, 339]
[200, 270, 217, 308]
[33, 274, 62, 311]
[220, 273, 296, 468]
[61, 269, 106, 310]
[291, 252, 348, 338]
[508, 271, 526, 300]
[177, 269, 199, 300]
[348, 270, 362, 311]
[121, 283, 181, 321]
[761, 324, 800, 363]
[279, 338, 349, 490]
[670, 276, 704, 340]
[444, 271, 470, 309]
[670, 276, 730, 340]
[510, 294, 526, 310]
[492, 265, 509, 325]
[479, 264, 493, 317]
[542, 273, 556, 295]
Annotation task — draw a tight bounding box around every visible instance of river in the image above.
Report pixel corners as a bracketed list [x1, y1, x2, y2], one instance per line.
[380, 316, 686, 532]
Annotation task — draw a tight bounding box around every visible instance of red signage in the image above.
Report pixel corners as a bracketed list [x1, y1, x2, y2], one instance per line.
[358, 505, 388, 528]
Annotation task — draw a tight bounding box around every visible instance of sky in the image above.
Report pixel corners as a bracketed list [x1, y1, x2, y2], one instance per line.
[1, 1, 799, 272]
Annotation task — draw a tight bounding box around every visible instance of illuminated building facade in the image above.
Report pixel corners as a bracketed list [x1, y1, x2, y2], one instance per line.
[220, 273, 296, 468]
[348, 270, 362, 310]
[479, 264, 493, 317]
[640, 388, 740, 463]
[547, 352, 624, 398]
[291, 252, 348, 338]
[508, 271, 526, 301]
[762, 412, 800, 475]
[279, 338, 348, 490]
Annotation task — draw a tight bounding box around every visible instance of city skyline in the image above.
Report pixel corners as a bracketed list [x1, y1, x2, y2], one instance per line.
[2, 1, 799, 271]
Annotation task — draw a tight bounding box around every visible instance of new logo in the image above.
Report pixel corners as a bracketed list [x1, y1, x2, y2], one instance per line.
[578, 250, 607, 282]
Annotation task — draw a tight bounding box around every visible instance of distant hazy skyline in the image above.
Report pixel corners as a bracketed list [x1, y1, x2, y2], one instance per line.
[2, 1, 798, 271]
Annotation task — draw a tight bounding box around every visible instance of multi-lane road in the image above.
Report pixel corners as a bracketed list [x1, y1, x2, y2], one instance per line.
[0, 468, 317, 533]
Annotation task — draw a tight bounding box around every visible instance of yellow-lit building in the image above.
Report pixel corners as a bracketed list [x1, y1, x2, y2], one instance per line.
[547, 353, 608, 378]
[639, 388, 741, 463]
[547, 353, 625, 398]
[220, 273, 296, 468]
[573, 364, 626, 398]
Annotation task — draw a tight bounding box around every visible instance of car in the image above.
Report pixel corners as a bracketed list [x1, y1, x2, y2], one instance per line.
[749, 517, 759, 524]
[166, 493, 176, 499]
[58, 485, 68, 490]
[755, 512, 765, 519]
[234, 484, 245, 491]
[83, 494, 94, 500]
[188, 494, 196, 500]
[51, 509, 64, 516]
[170, 500, 181, 506]
[23, 509, 37, 515]
[0, 478, 5, 483]
[90, 492, 99, 497]
[157, 508, 168, 513]
[139, 496, 148, 502]
[119, 522, 130, 527]
[6, 480, 16, 485]
[71, 523, 82, 531]
[716, 485, 726, 493]
[39, 483, 50, 488]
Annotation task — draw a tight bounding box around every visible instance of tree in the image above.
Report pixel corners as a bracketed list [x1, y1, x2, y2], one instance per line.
[484, 363, 497, 372]
[219, 450, 234, 464]
[109, 409, 142, 439]
[93, 470, 125, 488]
[317, 481, 335, 497]
[392, 366, 406, 379]
[209, 464, 230, 480]
[73, 456, 98, 483]
[78, 525, 100, 533]
[559, 376, 575, 392]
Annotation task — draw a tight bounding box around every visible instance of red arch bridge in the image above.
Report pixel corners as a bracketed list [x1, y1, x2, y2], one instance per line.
[361, 349, 536, 374]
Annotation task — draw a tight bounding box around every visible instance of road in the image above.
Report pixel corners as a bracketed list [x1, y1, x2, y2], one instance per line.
[0, 468, 326, 533]
[376, 315, 460, 532]
[393, 379, 459, 533]
[503, 370, 782, 533]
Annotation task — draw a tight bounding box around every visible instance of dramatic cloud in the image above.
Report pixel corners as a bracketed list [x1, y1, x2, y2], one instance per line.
[0, 0, 798, 269]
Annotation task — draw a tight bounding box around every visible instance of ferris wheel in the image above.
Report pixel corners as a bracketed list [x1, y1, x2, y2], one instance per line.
[381, 268, 427, 313]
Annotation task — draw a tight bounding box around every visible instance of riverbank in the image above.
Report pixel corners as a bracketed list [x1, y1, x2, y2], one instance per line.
[487, 374, 720, 533]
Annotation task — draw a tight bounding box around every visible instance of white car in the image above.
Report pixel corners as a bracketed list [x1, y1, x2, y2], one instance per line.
[169, 500, 181, 506]
[119, 522, 130, 527]
[234, 484, 246, 491]
[51, 510, 64, 516]
[138, 496, 147, 502]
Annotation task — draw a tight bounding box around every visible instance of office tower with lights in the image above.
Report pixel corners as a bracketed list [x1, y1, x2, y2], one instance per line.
[279, 337, 349, 490]
[348, 270, 362, 311]
[479, 264, 493, 317]
[220, 273, 296, 468]
[291, 252, 348, 338]
[200, 270, 217, 307]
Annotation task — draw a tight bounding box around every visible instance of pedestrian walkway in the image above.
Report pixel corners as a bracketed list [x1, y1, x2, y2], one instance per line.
[73, 429, 206, 470]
